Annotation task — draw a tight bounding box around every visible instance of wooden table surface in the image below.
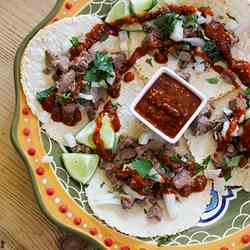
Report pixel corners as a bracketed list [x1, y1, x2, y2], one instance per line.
[0, 1, 81, 249]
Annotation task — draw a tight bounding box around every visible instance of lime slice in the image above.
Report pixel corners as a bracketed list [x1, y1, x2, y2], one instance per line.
[130, 0, 155, 14]
[100, 115, 116, 149]
[76, 121, 96, 149]
[76, 115, 116, 150]
[121, 24, 144, 32]
[62, 153, 99, 184]
[105, 0, 130, 23]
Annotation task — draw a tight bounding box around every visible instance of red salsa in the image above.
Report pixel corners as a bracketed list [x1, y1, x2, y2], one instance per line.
[135, 73, 201, 138]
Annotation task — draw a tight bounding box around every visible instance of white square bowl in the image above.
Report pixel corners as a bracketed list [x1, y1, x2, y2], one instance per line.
[130, 67, 208, 144]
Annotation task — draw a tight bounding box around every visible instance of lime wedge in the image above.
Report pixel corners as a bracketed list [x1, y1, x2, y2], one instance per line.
[76, 115, 116, 150]
[76, 121, 96, 149]
[62, 153, 99, 184]
[100, 115, 116, 149]
[105, 0, 130, 23]
[130, 0, 155, 14]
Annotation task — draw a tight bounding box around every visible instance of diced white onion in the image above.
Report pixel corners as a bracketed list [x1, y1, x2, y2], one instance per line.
[39, 111, 50, 124]
[163, 194, 178, 219]
[225, 20, 239, 32]
[79, 93, 93, 101]
[119, 31, 129, 53]
[205, 15, 213, 24]
[221, 121, 230, 138]
[223, 107, 233, 116]
[138, 131, 160, 145]
[214, 177, 226, 194]
[194, 62, 205, 73]
[195, 11, 212, 24]
[183, 37, 205, 48]
[123, 185, 145, 200]
[41, 155, 54, 164]
[204, 169, 222, 179]
[106, 76, 115, 86]
[245, 109, 250, 120]
[63, 133, 77, 148]
[148, 168, 164, 183]
[170, 20, 184, 42]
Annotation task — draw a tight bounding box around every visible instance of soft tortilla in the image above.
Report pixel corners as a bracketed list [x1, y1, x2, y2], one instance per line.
[185, 89, 250, 191]
[21, 15, 105, 144]
[86, 169, 210, 237]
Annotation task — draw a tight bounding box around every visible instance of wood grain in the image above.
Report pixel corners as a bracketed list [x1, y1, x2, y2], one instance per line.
[0, 1, 63, 249]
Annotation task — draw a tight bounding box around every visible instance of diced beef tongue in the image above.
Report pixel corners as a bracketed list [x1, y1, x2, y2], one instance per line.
[117, 136, 136, 151]
[112, 52, 127, 72]
[61, 103, 81, 126]
[146, 203, 163, 221]
[70, 51, 93, 72]
[211, 151, 225, 168]
[144, 30, 163, 49]
[173, 169, 192, 189]
[57, 70, 76, 93]
[83, 101, 97, 121]
[44, 49, 69, 74]
[228, 96, 247, 112]
[178, 51, 193, 69]
[191, 105, 214, 136]
[91, 87, 108, 107]
[120, 194, 135, 209]
[117, 148, 137, 161]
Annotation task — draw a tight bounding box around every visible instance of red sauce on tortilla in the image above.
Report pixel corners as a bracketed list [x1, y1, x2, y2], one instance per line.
[123, 72, 135, 82]
[240, 120, 250, 152]
[135, 73, 201, 138]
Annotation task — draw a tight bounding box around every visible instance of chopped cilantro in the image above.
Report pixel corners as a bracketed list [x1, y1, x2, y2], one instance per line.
[202, 155, 211, 167]
[224, 170, 232, 181]
[132, 158, 153, 178]
[183, 14, 198, 29]
[225, 155, 241, 167]
[154, 12, 182, 38]
[206, 77, 219, 84]
[219, 15, 224, 20]
[170, 154, 182, 163]
[56, 91, 71, 104]
[69, 36, 80, 47]
[36, 86, 56, 103]
[84, 51, 114, 84]
[145, 58, 153, 67]
[180, 42, 191, 50]
[203, 40, 223, 62]
[111, 101, 122, 110]
[245, 88, 250, 107]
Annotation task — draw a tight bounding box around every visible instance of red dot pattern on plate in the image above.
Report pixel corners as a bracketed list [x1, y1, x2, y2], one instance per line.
[27, 147, 36, 156]
[46, 187, 55, 196]
[36, 167, 45, 176]
[104, 238, 113, 247]
[120, 246, 130, 250]
[241, 234, 250, 244]
[22, 107, 30, 115]
[65, 2, 73, 9]
[23, 127, 31, 136]
[59, 205, 68, 213]
[73, 217, 82, 226]
[220, 247, 229, 250]
[89, 228, 98, 236]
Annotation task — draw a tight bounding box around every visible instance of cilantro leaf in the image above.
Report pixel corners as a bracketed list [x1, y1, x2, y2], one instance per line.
[56, 91, 71, 104]
[223, 170, 232, 181]
[183, 14, 198, 29]
[203, 40, 223, 62]
[154, 13, 181, 38]
[84, 52, 114, 84]
[225, 155, 241, 167]
[132, 158, 153, 178]
[180, 42, 191, 50]
[69, 36, 80, 47]
[206, 77, 219, 84]
[146, 58, 153, 67]
[111, 101, 122, 110]
[202, 155, 211, 167]
[36, 86, 56, 103]
[245, 88, 250, 107]
[170, 154, 182, 163]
